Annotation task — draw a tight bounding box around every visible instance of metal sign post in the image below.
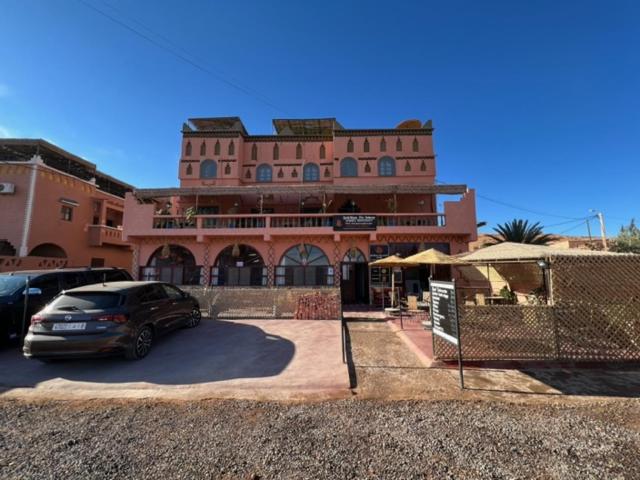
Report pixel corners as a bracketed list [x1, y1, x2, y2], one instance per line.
[429, 279, 464, 390]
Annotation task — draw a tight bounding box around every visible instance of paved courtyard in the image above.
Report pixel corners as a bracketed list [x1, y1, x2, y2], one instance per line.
[0, 319, 350, 401]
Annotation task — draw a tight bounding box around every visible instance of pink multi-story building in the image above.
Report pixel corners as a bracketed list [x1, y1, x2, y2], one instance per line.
[123, 117, 477, 304]
[0, 139, 133, 272]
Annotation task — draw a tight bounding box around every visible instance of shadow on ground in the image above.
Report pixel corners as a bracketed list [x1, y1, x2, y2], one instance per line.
[0, 320, 295, 387]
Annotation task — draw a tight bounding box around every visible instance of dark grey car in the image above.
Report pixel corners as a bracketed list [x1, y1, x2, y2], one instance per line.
[23, 281, 201, 361]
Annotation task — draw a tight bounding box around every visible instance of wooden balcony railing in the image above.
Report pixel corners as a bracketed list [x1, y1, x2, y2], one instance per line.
[87, 225, 128, 247]
[151, 213, 446, 231]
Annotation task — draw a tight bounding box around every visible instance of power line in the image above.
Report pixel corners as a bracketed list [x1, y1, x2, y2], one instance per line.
[75, 0, 289, 115]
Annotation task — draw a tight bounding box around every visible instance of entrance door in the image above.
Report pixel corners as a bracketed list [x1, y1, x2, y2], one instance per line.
[340, 262, 369, 305]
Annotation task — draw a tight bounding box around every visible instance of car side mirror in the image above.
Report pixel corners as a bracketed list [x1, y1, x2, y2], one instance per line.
[23, 287, 42, 296]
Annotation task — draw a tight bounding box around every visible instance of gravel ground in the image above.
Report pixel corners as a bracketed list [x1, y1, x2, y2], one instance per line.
[1, 398, 639, 479]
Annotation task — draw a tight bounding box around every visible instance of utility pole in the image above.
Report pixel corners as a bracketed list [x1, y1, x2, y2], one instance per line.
[590, 210, 608, 251]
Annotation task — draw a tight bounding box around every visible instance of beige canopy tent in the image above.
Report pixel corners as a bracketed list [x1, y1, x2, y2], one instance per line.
[403, 248, 465, 265]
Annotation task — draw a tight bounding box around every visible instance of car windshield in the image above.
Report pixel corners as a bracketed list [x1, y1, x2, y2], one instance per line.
[0, 275, 28, 296]
[48, 293, 122, 311]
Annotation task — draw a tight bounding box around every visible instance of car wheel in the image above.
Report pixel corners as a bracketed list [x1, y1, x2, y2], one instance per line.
[126, 325, 153, 360]
[186, 307, 201, 328]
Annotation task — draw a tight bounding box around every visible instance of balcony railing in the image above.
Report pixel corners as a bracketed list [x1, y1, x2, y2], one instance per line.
[151, 213, 445, 231]
[87, 225, 128, 247]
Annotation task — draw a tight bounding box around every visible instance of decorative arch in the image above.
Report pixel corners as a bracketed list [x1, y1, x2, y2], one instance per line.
[200, 159, 217, 178]
[303, 163, 320, 182]
[412, 137, 419, 152]
[251, 143, 258, 160]
[200, 141, 206, 156]
[296, 143, 303, 159]
[273, 143, 279, 160]
[378, 156, 396, 176]
[363, 138, 370, 152]
[185, 141, 192, 156]
[29, 243, 67, 258]
[142, 244, 200, 285]
[340, 157, 358, 177]
[347, 138, 354, 153]
[211, 244, 266, 286]
[380, 137, 387, 152]
[343, 247, 366, 263]
[319, 144, 326, 159]
[396, 137, 402, 152]
[214, 140, 221, 155]
[185, 164, 193, 175]
[228, 141, 235, 156]
[276, 244, 333, 286]
[256, 164, 273, 182]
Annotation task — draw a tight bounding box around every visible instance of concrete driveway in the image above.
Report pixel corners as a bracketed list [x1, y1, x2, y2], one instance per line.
[0, 319, 350, 401]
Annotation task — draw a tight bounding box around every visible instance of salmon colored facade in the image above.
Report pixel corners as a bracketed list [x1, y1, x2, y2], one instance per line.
[123, 117, 477, 304]
[0, 139, 133, 273]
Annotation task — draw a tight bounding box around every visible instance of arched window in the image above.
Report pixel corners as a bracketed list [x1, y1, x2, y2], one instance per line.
[143, 244, 201, 285]
[185, 164, 193, 175]
[396, 137, 402, 152]
[185, 141, 192, 156]
[200, 159, 217, 178]
[224, 163, 231, 175]
[380, 138, 387, 152]
[29, 243, 67, 258]
[303, 163, 320, 182]
[296, 143, 302, 159]
[343, 248, 366, 263]
[211, 244, 266, 286]
[319, 144, 326, 159]
[347, 138, 354, 152]
[340, 157, 358, 177]
[324, 167, 331, 178]
[276, 244, 333, 286]
[251, 143, 258, 160]
[228, 141, 235, 156]
[256, 164, 272, 182]
[412, 137, 419, 152]
[378, 156, 396, 176]
[214, 140, 220, 155]
[200, 141, 206, 156]
[273, 143, 279, 160]
[363, 138, 370, 152]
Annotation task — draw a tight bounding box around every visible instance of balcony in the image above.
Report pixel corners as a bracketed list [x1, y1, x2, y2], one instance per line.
[87, 225, 129, 247]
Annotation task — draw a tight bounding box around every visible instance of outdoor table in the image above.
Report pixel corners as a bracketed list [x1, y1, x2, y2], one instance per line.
[485, 296, 507, 305]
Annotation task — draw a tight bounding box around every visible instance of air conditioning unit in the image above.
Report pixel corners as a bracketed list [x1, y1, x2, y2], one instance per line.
[0, 183, 15, 194]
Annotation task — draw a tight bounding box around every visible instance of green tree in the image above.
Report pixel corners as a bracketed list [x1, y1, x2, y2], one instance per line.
[610, 219, 640, 254]
[487, 219, 555, 245]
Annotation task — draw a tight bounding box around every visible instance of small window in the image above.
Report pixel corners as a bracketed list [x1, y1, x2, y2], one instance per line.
[60, 205, 73, 222]
[378, 156, 396, 176]
[404, 161, 411, 172]
[186, 164, 193, 175]
[200, 141, 206, 156]
[273, 143, 279, 160]
[347, 139, 354, 152]
[256, 164, 272, 182]
[380, 138, 387, 152]
[340, 157, 358, 177]
[412, 137, 419, 152]
[200, 160, 217, 178]
[251, 143, 258, 160]
[185, 141, 192, 156]
[162, 284, 184, 300]
[291, 168, 298, 178]
[364, 162, 371, 173]
[420, 160, 427, 171]
[224, 163, 231, 175]
[277, 168, 284, 178]
[363, 138, 370, 152]
[228, 141, 235, 156]
[396, 138, 402, 152]
[303, 163, 320, 182]
[90, 258, 105, 268]
[245, 169, 252, 179]
[319, 144, 326, 159]
[214, 140, 221, 155]
[296, 143, 302, 159]
[324, 167, 330, 178]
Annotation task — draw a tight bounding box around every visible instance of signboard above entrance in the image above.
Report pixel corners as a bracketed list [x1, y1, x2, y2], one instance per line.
[333, 215, 377, 231]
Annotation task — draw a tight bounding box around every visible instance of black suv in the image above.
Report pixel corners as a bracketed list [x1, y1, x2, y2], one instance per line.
[0, 267, 132, 344]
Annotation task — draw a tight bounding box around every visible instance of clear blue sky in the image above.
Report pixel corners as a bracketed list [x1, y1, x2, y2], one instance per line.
[1, 0, 638, 236]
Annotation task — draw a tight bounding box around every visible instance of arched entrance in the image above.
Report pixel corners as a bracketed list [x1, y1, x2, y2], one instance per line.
[276, 244, 334, 286]
[341, 248, 369, 304]
[142, 244, 201, 285]
[29, 243, 67, 258]
[211, 244, 266, 286]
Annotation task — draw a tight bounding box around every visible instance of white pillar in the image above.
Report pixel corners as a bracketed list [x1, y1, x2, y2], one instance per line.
[19, 156, 40, 257]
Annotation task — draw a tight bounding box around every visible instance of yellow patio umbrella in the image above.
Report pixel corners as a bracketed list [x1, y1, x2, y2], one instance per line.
[368, 255, 415, 307]
[402, 248, 465, 265]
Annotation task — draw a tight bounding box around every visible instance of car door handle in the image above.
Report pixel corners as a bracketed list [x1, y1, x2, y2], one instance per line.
[149, 306, 159, 311]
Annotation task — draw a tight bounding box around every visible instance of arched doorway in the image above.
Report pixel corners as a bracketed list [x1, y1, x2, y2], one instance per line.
[142, 244, 201, 285]
[276, 244, 333, 286]
[211, 244, 266, 286]
[341, 248, 369, 304]
[29, 243, 67, 258]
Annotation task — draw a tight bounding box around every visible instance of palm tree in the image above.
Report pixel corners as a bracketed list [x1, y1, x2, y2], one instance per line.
[487, 219, 555, 245]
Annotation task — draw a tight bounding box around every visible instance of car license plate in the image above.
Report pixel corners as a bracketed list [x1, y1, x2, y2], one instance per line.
[52, 322, 86, 331]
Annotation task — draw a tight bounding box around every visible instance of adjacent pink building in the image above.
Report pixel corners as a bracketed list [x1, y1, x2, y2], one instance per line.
[0, 139, 133, 272]
[123, 117, 477, 304]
